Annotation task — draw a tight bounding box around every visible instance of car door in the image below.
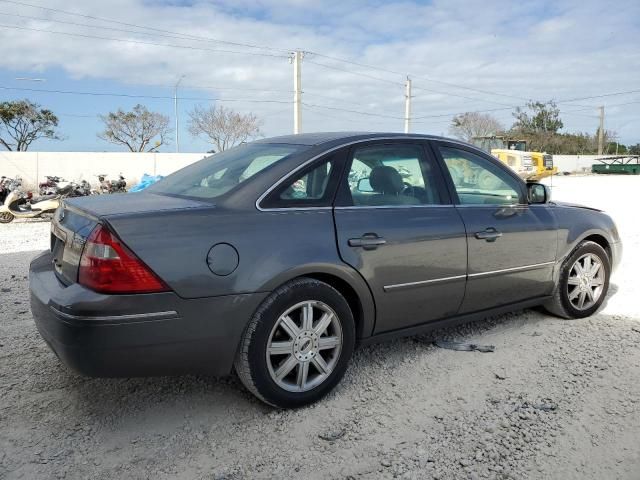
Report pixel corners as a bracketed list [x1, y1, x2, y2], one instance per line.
[432, 141, 558, 313]
[333, 141, 468, 334]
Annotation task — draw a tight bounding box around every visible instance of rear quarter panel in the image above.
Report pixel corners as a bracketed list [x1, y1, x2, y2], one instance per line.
[105, 209, 374, 331]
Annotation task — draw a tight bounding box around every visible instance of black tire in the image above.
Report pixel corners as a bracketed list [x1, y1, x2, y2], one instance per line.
[543, 240, 611, 319]
[234, 277, 355, 408]
[0, 211, 14, 223]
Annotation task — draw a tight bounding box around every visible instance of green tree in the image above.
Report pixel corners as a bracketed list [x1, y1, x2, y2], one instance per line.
[629, 144, 640, 155]
[512, 100, 564, 134]
[0, 99, 61, 151]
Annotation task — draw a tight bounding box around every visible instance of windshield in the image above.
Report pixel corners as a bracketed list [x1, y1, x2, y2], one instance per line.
[147, 143, 305, 200]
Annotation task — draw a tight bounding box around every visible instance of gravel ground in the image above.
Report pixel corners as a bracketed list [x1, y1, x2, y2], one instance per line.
[1, 175, 639, 480]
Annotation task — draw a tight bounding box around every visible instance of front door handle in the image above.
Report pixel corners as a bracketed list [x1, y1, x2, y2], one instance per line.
[348, 233, 386, 250]
[474, 227, 502, 242]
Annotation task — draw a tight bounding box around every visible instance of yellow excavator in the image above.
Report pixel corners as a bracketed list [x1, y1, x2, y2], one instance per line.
[472, 136, 557, 181]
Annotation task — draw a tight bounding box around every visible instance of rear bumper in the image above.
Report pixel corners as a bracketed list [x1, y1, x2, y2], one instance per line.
[29, 251, 268, 377]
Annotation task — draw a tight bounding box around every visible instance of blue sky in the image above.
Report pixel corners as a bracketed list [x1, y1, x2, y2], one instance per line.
[0, 0, 638, 152]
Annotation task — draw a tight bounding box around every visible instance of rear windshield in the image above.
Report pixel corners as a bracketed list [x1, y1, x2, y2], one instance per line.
[148, 143, 305, 200]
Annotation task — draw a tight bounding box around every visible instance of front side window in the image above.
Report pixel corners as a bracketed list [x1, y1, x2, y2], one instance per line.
[148, 143, 305, 200]
[438, 146, 522, 205]
[346, 144, 443, 206]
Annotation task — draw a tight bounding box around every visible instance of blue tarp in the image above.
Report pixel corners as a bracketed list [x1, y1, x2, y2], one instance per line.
[129, 173, 164, 192]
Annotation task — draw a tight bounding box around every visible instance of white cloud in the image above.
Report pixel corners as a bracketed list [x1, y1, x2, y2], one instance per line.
[0, 0, 638, 144]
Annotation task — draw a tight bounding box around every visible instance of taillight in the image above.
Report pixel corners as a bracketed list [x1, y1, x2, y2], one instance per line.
[78, 224, 169, 294]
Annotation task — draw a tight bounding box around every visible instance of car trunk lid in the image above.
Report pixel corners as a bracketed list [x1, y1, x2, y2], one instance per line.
[51, 193, 211, 285]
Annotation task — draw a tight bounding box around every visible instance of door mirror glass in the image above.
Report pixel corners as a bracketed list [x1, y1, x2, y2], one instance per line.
[356, 178, 373, 192]
[527, 182, 550, 204]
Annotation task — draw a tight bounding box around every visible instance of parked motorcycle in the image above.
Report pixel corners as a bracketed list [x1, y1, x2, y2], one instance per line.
[97, 174, 127, 194]
[72, 179, 92, 197]
[39, 176, 67, 196]
[39, 176, 92, 197]
[0, 176, 10, 204]
[0, 177, 61, 224]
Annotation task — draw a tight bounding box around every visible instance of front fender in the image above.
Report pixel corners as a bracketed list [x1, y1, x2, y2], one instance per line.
[552, 204, 621, 277]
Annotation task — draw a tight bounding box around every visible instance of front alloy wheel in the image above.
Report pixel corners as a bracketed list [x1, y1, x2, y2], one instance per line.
[566, 253, 605, 311]
[543, 240, 611, 319]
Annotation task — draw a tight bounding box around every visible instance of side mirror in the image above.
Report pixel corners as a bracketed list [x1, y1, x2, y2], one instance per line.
[527, 182, 550, 204]
[356, 177, 374, 193]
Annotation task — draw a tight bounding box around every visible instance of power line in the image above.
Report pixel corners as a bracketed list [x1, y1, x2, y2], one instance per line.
[412, 89, 640, 120]
[414, 106, 513, 120]
[0, 85, 292, 104]
[0, 11, 291, 59]
[0, 23, 288, 58]
[5, 1, 637, 112]
[603, 99, 640, 108]
[305, 59, 404, 86]
[412, 87, 515, 107]
[0, 0, 289, 54]
[304, 104, 396, 126]
[306, 50, 530, 101]
[301, 102, 404, 120]
[556, 89, 640, 105]
[303, 91, 390, 109]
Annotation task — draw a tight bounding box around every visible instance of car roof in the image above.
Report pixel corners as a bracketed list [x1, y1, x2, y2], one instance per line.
[253, 132, 451, 146]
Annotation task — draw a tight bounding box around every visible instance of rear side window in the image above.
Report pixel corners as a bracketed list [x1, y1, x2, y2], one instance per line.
[147, 143, 305, 200]
[261, 153, 339, 209]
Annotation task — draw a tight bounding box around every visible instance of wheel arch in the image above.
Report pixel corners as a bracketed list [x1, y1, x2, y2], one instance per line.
[258, 263, 376, 340]
[581, 233, 612, 260]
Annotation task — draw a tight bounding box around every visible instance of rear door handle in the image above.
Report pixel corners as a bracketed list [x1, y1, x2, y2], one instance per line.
[348, 233, 386, 250]
[474, 227, 502, 242]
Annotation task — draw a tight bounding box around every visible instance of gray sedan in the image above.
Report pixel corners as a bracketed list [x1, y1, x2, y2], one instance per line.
[29, 133, 622, 408]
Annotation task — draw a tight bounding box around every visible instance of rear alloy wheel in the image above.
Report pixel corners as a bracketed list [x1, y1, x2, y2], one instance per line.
[235, 278, 355, 408]
[543, 240, 611, 319]
[0, 211, 14, 223]
[266, 300, 343, 393]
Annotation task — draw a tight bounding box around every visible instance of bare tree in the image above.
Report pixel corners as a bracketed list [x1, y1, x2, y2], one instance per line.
[0, 99, 61, 151]
[449, 112, 504, 142]
[98, 104, 171, 152]
[188, 105, 261, 152]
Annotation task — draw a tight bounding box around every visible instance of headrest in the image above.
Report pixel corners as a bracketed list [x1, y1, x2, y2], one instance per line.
[369, 166, 404, 195]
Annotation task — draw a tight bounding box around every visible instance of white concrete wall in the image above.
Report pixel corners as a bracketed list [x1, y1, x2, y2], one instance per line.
[0, 151, 207, 188]
[552, 155, 607, 173]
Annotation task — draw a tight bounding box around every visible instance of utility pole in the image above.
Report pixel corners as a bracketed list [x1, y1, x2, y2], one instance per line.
[292, 51, 303, 134]
[174, 75, 185, 152]
[598, 105, 605, 155]
[404, 76, 412, 134]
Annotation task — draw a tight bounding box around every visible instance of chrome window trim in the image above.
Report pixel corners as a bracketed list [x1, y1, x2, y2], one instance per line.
[383, 261, 555, 291]
[384, 274, 466, 292]
[260, 206, 333, 213]
[468, 261, 555, 278]
[255, 136, 447, 212]
[335, 204, 454, 210]
[455, 203, 529, 209]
